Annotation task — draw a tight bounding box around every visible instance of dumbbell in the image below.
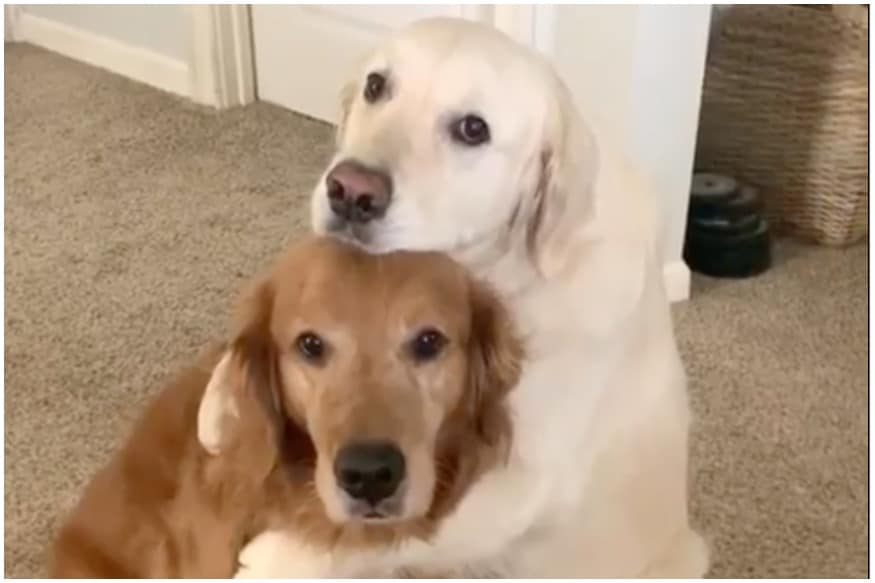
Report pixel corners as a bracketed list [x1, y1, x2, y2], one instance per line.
[683, 172, 772, 278]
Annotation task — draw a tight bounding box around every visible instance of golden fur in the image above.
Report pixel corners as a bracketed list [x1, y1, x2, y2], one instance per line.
[49, 235, 523, 577]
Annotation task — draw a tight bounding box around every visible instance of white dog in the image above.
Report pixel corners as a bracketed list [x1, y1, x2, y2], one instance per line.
[199, 17, 708, 578]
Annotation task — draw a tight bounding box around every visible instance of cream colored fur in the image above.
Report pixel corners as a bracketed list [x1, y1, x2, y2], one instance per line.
[200, 17, 708, 578]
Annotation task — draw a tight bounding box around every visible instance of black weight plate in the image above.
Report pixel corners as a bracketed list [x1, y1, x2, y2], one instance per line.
[691, 172, 739, 200]
[727, 184, 763, 215]
[688, 212, 761, 237]
[689, 183, 763, 223]
[684, 217, 772, 278]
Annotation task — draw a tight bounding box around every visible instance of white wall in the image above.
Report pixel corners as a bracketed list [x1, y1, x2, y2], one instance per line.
[549, 5, 711, 290]
[22, 5, 189, 61]
[12, 4, 193, 96]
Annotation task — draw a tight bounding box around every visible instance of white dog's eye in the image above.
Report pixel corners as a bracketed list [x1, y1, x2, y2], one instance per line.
[364, 72, 387, 103]
[450, 114, 490, 146]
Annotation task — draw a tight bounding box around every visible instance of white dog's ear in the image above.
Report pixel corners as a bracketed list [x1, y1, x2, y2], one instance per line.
[524, 77, 599, 279]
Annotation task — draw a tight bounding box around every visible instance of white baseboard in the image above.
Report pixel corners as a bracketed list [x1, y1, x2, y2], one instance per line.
[663, 259, 691, 303]
[16, 12, 190, 97]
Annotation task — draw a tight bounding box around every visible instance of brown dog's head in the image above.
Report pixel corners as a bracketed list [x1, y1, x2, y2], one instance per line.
[206, 236, 523, 544]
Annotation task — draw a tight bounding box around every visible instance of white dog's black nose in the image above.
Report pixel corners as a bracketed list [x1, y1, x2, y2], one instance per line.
[334, 441, 405, 505]
[326, 159, 393, 223]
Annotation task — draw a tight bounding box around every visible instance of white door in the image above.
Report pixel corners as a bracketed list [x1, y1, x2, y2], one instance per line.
[251, 5, 492, 124]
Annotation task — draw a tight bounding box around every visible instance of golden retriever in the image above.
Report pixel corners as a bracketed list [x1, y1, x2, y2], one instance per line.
[49, 236, 522, 578]
[202, 17, 709, 578]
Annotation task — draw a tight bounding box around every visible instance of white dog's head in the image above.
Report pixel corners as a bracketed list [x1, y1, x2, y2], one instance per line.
[311, 18, 598, 276]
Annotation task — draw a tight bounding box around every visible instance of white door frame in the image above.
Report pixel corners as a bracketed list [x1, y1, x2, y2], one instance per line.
[188, 4, 256, 109]
[5, 5, 22, 41]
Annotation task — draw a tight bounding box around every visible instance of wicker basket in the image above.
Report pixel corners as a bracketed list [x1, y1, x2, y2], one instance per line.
[695, 5, 868, 246]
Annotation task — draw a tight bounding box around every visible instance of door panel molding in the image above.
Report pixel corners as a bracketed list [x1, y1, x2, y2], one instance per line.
[188, 4, 255, 109]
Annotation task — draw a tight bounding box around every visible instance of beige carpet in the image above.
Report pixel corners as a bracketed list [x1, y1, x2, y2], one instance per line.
[5, 43, 868, 578]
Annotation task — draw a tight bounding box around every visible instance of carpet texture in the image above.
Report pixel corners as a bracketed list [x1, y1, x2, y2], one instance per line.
[4, 43, 869, 578]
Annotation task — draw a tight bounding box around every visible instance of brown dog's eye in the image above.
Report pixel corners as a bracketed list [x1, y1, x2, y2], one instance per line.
[295, 332, 326, 362]
[450, 114, 490, 146]
[363, 72, 386, 103]
[410, 328, 447, 362]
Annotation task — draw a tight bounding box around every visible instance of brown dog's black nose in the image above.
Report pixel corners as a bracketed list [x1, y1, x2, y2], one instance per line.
[334, 441, 405, 505]
[325, 159, 393, 223]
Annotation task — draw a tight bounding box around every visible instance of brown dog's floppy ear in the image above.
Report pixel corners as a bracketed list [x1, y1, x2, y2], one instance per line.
[466, 279, 524, 454]
[197, 277, 285, 468]
[228, 279, 286, 442]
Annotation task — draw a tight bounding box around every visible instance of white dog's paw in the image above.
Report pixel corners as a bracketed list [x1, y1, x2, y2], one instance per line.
[641, 528, 711, 578]
[235, 530, 332, 578]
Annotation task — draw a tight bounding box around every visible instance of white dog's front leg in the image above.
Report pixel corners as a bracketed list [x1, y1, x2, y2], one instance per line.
[234, 531, 334, 578]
